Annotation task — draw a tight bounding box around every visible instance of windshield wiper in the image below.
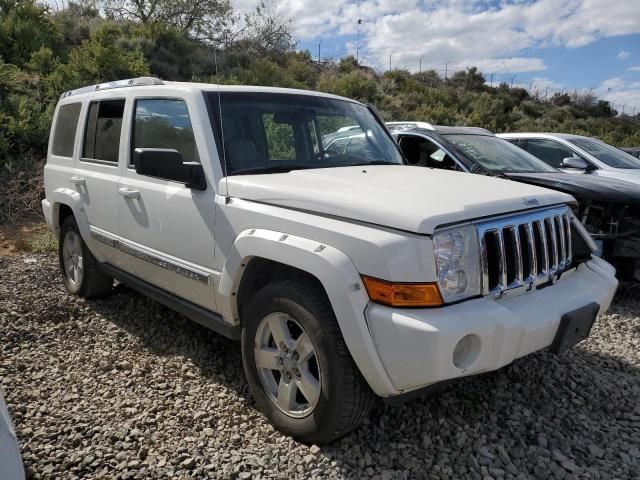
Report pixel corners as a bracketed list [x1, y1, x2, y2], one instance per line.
[344, 161, 401, 166]
[231, 164, 318, 175]
[470, 163, 510, 179]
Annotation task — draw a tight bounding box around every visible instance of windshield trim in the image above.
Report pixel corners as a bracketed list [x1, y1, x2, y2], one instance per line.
[204, 91, 405, 177]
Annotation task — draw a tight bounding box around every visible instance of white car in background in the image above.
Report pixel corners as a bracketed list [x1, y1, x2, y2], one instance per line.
[498, 133, 640, 186]
[1, 388, 24, 480]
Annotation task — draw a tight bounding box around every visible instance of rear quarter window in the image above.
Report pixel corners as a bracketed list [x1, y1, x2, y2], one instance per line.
[51, 103, 82, 157]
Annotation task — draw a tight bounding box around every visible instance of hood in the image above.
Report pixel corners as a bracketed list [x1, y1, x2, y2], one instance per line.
[595, 170, 640, 186]
[225, 166, 572, 234]
[505, 172, 640, 204]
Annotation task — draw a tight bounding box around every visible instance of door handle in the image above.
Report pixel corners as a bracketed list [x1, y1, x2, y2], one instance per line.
[70, 176, 85, 186]
[118, 187, 140, 200]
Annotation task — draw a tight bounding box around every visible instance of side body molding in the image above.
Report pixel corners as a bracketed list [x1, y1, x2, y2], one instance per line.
[217, 228, 399, 396]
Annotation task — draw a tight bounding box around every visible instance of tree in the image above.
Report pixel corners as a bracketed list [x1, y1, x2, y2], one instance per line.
[46, 24, 149, 96]
[238, 1, 292, 52]
[0, 0, 60, 67]
[100, 0, 233, 42]
[449, 67, 485, 91]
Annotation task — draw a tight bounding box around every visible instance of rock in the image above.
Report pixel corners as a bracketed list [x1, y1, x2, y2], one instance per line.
[588, 445, 604, 458]
[560, 460, 576, 472]
[551, 449, 568, 463]
[381, 471, 393, 480]
[2, 256, 639, 479]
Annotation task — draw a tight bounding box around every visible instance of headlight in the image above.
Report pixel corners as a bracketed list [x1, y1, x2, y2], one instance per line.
[433, 225, 481, 303]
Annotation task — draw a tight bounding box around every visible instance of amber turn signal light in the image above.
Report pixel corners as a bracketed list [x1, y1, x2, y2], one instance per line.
[361, 276, 443, 307]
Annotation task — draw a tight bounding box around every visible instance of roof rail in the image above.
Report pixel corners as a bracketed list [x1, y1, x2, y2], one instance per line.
[61, 77, 164, 98]
[385, 121, 436, 131]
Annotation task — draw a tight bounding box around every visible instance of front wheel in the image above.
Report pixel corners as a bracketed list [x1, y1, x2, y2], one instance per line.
[241, 279, 375, 443]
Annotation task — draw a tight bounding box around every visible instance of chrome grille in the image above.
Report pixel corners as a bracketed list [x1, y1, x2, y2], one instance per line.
[478, 206, 573, 295]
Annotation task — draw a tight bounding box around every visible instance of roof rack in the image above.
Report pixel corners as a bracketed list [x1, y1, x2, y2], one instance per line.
[385, 121, 436, 131]
[61, 77, 164, 98]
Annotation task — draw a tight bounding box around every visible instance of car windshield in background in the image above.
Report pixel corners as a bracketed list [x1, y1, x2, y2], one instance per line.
[445, 134, 558, 174]
[206, 92, 403, 174]
[568, 137, 640, 169]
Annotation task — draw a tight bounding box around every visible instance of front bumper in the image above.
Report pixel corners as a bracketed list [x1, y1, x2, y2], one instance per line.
[366, 256, 618, 395]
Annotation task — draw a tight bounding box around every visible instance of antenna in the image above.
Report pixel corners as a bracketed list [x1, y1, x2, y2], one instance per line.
[213, 48, 230, 203]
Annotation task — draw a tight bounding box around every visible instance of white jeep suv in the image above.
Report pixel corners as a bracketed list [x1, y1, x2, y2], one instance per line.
[43, 77, 618, 442]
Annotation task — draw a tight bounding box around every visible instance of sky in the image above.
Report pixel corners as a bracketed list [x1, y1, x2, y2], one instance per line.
[236, 0, 640, 114]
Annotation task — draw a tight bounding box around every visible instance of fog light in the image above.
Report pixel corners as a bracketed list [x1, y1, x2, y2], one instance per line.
[453, 334, 481, 369]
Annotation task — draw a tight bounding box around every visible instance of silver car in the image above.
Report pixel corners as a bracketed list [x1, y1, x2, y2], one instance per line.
[498, 132, 640, 186]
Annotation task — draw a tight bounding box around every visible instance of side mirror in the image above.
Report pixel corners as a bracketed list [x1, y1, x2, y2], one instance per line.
[561, 156, 589, 170]
[133, 148, 206, 190]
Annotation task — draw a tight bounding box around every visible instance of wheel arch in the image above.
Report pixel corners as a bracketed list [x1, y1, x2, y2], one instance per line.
[217, 228, 398, 396]
[235, 257, 326, 325]
[48, 188, 90, 240]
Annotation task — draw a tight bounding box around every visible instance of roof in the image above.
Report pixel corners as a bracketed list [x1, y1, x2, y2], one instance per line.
[60, 77, 361, 105]
[497, 132, 590, 140]
[386, 122, 494, 136]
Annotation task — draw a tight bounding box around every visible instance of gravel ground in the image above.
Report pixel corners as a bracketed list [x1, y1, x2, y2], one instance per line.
[1, 254, 640, 480]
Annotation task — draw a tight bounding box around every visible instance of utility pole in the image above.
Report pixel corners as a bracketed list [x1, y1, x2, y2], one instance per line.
[419, 56, 423, 73]
[318, 39, 322, 62]
[356, 19, 362, 63]
[445, 61, 451, 80]
[490, 72, 493, 87]
[389, 51, 395, 71]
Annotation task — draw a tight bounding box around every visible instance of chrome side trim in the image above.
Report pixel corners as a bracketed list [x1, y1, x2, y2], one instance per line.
[91, 229, 210, 285]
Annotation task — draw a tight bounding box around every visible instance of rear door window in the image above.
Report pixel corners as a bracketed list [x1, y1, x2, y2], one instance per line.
[82, 100, 125, 164]
[51, 103, 82, 157]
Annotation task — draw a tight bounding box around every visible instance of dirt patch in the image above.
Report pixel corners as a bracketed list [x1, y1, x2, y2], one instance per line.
[0, 222, 52, 256]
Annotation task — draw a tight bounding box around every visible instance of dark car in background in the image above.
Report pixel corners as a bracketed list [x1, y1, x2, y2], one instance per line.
[385, 122, 640, 281]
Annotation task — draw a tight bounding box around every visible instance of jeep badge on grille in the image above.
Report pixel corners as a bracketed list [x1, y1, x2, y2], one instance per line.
[522, 197, 540, 207]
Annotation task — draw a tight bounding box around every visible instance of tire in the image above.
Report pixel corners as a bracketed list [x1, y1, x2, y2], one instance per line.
[58, 216, 113, 298]
[241, 278, 376, 443]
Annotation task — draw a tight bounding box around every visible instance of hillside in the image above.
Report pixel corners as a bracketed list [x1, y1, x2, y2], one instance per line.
[1, 0, 639, 222]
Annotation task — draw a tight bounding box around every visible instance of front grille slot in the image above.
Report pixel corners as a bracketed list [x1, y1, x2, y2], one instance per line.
[479, 207, 574, 295]
[484, 231, 501, 290]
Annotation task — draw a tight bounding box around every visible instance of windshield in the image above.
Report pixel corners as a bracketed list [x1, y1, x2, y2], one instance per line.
[568, 137, 640, 169]
[444, 134, 558, 173]
[206, 92, 403, 174]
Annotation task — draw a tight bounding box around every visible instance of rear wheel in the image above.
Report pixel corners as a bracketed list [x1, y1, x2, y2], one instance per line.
[241, 278, 376, 443]
[59, 216, 113, 298]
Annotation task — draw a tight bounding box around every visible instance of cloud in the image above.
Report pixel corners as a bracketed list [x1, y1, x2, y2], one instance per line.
[618, 51, 630, 60]
[629, 66, 640, 72]
[512, 77, 564, 95]
[596, 77, 640, 114]
[253, 0, 640, 73]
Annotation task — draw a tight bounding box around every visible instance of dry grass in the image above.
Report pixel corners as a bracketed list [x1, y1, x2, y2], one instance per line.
[0, 222, 55, 256]
[0, 160, 45, 225]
